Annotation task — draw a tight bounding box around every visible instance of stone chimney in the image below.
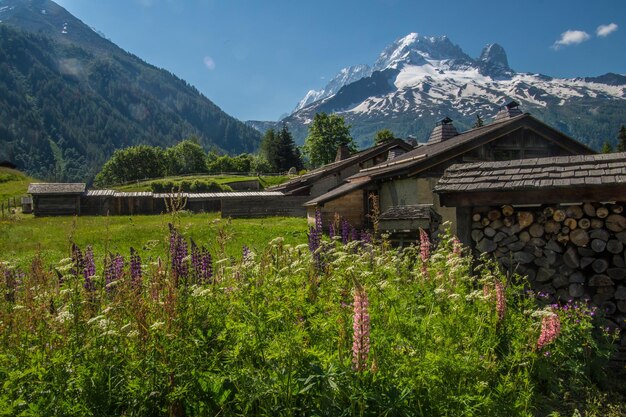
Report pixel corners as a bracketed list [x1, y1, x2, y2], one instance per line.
[335, 144, 351, 162]
[427, 117, 458, 145]
[405, 135, 418, 147]
[494, 100, 523, 122]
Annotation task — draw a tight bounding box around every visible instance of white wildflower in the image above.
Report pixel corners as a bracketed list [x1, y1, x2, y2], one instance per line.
[150, 321, 165, 331]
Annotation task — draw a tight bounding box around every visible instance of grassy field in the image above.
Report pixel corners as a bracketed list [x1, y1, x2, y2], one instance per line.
[0, 212, 309, 268]
[112, 174, 293, 192]
[0, 167, 36, 201]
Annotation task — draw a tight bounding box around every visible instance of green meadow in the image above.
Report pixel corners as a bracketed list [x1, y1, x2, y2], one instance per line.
[0, 212, 308, 268]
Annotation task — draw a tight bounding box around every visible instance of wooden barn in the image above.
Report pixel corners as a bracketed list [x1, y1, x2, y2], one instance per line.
[434, 152, 626, 350]
[27, 184, 306, 217]
[28, 183, 86, 216]
[305, 102, 594, 233]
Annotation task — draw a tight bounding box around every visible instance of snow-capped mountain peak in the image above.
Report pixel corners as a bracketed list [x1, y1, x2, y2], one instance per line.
[285, 32, 626, 151]
[294, 64, 372, 111]
[373, 33, 472, 71]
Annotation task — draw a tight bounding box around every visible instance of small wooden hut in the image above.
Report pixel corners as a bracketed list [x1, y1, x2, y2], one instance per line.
[28, 183, 86, 216]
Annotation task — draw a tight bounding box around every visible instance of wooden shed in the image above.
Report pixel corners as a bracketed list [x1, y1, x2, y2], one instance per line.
[434, 153, 626, 351]
[379, 204, 442, 244]
[28, 183, 86, 216]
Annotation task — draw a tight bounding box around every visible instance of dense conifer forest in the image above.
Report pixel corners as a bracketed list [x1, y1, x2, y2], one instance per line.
[0, 25, 261, 182]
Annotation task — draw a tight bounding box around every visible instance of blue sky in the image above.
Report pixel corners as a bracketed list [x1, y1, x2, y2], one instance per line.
[54, 0, 625, 121]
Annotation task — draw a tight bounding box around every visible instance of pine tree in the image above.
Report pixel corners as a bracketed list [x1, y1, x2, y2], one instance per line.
[601, 141, 614, 154]
[472, 114, 484, 128]
[617, 125, 626, 152]
[374, 129, 395, 144]
[260, 124, 303, 172]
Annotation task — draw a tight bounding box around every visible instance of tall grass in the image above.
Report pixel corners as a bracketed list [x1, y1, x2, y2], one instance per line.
[0, 216, 620, 416]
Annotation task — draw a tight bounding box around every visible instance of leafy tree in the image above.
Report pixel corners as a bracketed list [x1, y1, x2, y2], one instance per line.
[374, 129, 396, 144]
[617, 125, 626, 152]
[207, 153, 254, 173]
[94, 145, 166, 186]
[303, 112, 355, 167]
[472, 114, 484, 128]
[260, 124, 303, 172]
[164, 139, 208, 175]
[601, 141, 614, 154]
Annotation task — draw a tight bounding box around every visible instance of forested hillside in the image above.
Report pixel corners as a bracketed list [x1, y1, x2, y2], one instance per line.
[0, 17, 261, 182]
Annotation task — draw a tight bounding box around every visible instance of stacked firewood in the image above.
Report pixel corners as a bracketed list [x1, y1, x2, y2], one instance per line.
[471, 202, 626, 346]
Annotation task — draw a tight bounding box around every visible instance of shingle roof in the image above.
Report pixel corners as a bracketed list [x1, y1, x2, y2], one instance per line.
[304, 181, 366, 206]
[350, 113, 594, 180]
[28, 183, 86, 194]
[434, 152, 626, 194]
[269, 139, 413, 194]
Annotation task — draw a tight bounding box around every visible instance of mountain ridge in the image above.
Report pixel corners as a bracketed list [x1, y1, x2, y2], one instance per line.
[0, 0, 261, 182]
[279, 33, 626, 150]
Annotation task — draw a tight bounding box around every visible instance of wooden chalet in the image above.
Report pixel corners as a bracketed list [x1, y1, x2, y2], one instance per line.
[305, 102, 595, 233]
[268, 138, 414, 197]
[28, 183, 86, 216]
[434, 153, 626, 352]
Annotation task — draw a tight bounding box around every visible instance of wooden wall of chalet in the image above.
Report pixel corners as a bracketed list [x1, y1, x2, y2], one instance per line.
[222, 196, 308, 218]
[379, 177, 458, 233]
[466, 202, 626, 349]
[461, 128, 566, 162]
[311, 190, 365, 228]
[33, 195, 81, 216]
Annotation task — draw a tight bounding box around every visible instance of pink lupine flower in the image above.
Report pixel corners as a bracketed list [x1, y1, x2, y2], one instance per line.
[537, 313, 561, 350]
[452, 237, 462, 256]
[495, 280, 506, 322]
[483, 283, 490, 298]
[419, 228, 430, 276]
[352, 286, 370, 372]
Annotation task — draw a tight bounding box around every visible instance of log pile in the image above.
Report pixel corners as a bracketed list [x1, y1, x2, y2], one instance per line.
[471, 202, 626, 347]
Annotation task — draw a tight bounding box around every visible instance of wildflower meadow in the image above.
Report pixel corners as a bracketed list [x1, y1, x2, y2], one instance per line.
[0, 212, 621, 416]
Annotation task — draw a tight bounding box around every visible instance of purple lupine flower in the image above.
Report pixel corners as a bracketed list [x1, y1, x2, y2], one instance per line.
[105, 253, 125, 289]
[113, 254, 124, 280]
[242, 245, 250, 261]
[419, 228, 430, 276]
[341, 218, 350, 244]
[83, 245, 96, 292]
[315, 209, 323, 236]
[169, 225, 189, 281]
[329, 224, 335, 238]
[352, 286, 371, 372]
[190, 238, 202, 279]
[308, 226, 320, 253]
[360, 230, 372, 245]
[200, 247, 213, 283]
[351, 227, 358, 242]
[130, 247, 142, 290]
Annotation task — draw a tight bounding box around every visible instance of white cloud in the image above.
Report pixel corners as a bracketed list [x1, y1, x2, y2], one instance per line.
[552, 30, 591, 49]
[203, 56, 216, 70]
[597, 23, 618, 37]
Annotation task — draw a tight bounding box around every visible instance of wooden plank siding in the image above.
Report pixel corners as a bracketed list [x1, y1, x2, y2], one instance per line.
[221, 196, 309, 218]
